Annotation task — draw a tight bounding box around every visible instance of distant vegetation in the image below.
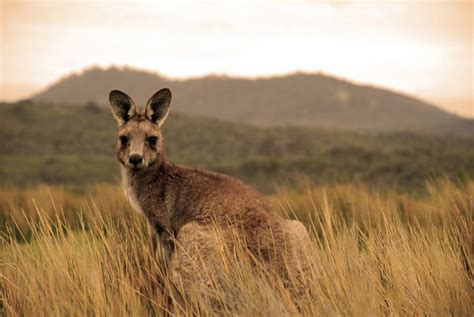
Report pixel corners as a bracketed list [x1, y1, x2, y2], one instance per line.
[1, 102, 473, 191]
[31, 66, 473, 135]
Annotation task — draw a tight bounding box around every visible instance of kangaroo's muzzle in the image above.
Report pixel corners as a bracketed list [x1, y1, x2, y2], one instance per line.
[128, 153, 145, 170]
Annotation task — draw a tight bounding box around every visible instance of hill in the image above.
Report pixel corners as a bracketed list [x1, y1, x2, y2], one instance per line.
[30, 67, 473, 135]
[1, 102, 473, 191]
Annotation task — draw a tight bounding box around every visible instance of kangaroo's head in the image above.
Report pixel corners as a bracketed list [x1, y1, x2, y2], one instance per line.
[109, 88, 171, 172]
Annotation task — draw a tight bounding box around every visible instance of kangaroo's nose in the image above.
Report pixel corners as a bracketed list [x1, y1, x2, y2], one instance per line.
[129, 154, 143, 166]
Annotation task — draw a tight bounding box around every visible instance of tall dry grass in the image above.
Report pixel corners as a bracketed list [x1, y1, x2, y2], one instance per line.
[0, 179, 472, 316]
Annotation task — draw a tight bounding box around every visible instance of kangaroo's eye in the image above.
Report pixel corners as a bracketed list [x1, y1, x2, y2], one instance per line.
[147, 136, 158, 147]
[119, 135, 128, 146]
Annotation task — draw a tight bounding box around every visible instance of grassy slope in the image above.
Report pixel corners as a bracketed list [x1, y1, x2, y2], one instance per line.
[1, 180, 472, 315]
[1, 102, 474, 191]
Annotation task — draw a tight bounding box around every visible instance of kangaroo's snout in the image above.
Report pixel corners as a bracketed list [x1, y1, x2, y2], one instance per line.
[129, 154, 143, 165]
[129, 154, 143, 167]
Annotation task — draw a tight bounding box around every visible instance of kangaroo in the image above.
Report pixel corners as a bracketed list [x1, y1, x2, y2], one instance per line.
[109, 88, 313, 313]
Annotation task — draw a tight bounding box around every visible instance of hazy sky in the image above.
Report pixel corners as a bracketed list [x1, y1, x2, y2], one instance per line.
[1, 0, 472, 117]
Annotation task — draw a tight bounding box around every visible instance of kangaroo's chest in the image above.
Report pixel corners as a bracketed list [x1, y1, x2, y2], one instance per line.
[121, 168, 171, 221]
[121, 168, 146, 215]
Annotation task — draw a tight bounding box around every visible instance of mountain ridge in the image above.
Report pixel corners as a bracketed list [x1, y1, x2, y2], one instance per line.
[30, 66, 472, 135]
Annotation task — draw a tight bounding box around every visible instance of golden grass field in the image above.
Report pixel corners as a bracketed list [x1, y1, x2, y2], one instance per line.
[1, 179, 472, 316]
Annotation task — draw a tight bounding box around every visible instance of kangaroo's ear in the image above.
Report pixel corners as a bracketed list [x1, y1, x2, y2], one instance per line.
[109, 90, 137, 125]
[145, 88, 172, 126]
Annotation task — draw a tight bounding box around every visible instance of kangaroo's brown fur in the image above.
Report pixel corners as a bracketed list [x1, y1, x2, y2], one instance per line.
[109, 89, 312, 312]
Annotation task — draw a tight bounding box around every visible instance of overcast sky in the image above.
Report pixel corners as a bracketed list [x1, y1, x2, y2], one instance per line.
[1, 0, 472, 117]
